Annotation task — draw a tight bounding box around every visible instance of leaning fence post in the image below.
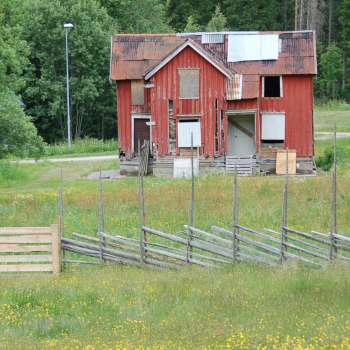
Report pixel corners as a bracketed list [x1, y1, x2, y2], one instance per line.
[232, 166, 239, 263]
[330, 124, 337, 260]
[138, 140, 146, 265]
[57, 168, 64, 270]
[98, 169, 106, 263]
[186, 132, 195, 263]
[281, 148, 289, 263]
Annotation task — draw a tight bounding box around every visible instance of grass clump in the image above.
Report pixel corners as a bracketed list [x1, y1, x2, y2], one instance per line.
[0, 161, 28, 184]
[315, 147, 333, 171]
[44, 138, 117, 157]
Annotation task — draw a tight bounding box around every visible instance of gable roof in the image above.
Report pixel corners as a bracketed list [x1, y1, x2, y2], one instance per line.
[110, 31, 317, 84]
[110, 34, 185, 80]
[144, 39, 234, 80]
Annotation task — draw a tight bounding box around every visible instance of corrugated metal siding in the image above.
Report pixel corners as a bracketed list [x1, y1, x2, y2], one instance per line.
[116, 81, 132, 154]
[260, 75, 313, 156]
[150, 46, 226, 157]
[283, 75, 314, 156]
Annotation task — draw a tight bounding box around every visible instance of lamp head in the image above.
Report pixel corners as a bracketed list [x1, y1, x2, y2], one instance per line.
[64, 23, 74, 29]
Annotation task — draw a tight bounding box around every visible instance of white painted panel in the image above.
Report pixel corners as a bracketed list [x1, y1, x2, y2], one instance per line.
[228, 34, 279, 62]
[173, 158, 199, 178]
[178, 121, 201, 147]
[261, 113, 285, 140]
[260, 35, 279, 60]
[201, 33, 224, 44]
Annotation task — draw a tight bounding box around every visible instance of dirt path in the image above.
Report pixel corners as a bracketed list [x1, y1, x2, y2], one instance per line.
[315, 131, 350, 140]
[12, 154, 119, 164]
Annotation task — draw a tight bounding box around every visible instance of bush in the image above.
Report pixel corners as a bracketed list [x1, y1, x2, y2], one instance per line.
[315, 147, 334, 171]
[0, 90, 45, 159]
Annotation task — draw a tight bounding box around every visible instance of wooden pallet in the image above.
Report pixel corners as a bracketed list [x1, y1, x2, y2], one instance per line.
[225, 155, 258, 175]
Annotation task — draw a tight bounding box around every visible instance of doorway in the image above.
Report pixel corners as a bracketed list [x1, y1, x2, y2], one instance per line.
[133, 117, 150, 154]
[227, 114, 255, 156]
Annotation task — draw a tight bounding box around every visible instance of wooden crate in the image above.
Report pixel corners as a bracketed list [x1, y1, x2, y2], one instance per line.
[276, 150, 296, 175]
[0, 225, 60, 274]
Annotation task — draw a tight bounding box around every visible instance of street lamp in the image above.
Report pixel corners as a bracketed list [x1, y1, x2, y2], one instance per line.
[64, 22, 74, 149]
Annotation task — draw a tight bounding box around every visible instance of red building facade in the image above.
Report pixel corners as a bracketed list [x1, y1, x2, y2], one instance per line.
[110, 31, 317, 174]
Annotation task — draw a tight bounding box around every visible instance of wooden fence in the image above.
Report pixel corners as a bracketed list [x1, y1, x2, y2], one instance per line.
[59, 222, 350, 270]
[0, 225, 60, 274]
[59, 126, 350, 270]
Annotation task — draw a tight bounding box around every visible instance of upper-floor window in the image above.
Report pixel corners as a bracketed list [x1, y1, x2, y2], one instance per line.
[263, 76, 282, 98]
[131, 80, 144, 105]
[179, 68, 199, 99]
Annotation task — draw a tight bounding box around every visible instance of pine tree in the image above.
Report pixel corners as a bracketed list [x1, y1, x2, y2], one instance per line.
[206, 4, 227, 31]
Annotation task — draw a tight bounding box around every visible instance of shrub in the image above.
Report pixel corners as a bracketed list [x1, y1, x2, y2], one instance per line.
[0, 90, 45, 159]
[315, 147, 334, 171]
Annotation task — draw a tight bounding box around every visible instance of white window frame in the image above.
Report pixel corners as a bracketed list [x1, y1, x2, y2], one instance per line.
[261, 112, 285, 141]
[178, 68, 200, 100]
[262, 76, 283, 98]
[177, 118, 201, 148]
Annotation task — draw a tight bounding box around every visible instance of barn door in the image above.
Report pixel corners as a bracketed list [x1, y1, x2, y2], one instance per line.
[133, 118, 150, 154]
[228, 115, 255, 156]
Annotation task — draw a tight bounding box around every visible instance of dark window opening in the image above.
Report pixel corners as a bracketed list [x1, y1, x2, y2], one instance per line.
[263, 76, 281, 97]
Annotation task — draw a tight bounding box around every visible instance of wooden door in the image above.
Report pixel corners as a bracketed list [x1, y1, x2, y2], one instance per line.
[134, 118, 150, 154]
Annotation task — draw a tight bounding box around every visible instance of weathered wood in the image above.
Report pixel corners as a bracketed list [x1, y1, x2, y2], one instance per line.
[0, 235, 52, 244]
[330, 124, 337, 260]
[186, 225, 233, 247]
[276, 149, 296, 175]
[283, 227, 331, 245]
[283, 241, 329, 261]
[51, 224, 61, 275]
[0, 264, 53, 272]
[0, 255, 52, 263]
[0, 244, 51, 253]
[236, 225, 281, 245]
[63, 259, 100, 265]
[0, 227, 51, 235]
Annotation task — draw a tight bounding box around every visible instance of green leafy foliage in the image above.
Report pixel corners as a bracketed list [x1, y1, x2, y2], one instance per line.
[206, 4, 227, 32]
[318, 45, 343, 100]
[184, 15, 202, 32]
[22, 0, 117, 143]
[0, 90, 44, 159]
[315, 147, 334, 171]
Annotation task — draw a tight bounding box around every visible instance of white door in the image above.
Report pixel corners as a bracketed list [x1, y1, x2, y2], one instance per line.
[228, 115, 255, 156]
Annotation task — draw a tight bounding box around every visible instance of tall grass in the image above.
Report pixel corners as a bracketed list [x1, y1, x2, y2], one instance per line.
[44, 138, 117, 157]
[1, 265, 350, 349]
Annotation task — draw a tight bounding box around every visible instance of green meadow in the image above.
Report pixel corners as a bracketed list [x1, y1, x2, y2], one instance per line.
[0, 106, 350, 349]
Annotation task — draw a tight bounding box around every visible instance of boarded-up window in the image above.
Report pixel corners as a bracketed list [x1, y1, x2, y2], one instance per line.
[178, 119, 201, 147]
[131, 80, 144, 105]
[179, 69, 199, 99]
[261, 113, 285, 140]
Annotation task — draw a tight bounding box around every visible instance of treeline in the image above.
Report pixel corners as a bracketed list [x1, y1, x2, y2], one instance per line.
[0, 0, 349, 149]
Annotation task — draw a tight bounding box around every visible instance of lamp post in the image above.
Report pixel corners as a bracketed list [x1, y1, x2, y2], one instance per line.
[64, 22, 74, 149]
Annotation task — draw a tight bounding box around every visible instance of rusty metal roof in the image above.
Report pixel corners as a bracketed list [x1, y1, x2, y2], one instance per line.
[110, 31, 317, 82]
[110, 34, 185, 80]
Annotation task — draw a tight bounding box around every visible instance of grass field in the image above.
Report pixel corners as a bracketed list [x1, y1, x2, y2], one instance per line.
[314, 102, 350, 132]
[1, 106, 350, 349]
[1, 265, 350, 349]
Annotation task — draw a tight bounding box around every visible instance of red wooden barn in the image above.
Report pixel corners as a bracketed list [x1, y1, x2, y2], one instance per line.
[109, 31, 317, 176]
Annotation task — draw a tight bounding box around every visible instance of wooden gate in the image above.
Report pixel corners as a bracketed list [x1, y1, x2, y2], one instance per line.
[0, 225, 60, 274]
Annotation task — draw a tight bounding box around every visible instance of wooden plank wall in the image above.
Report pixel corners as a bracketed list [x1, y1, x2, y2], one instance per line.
[0, 225, 60, 274]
